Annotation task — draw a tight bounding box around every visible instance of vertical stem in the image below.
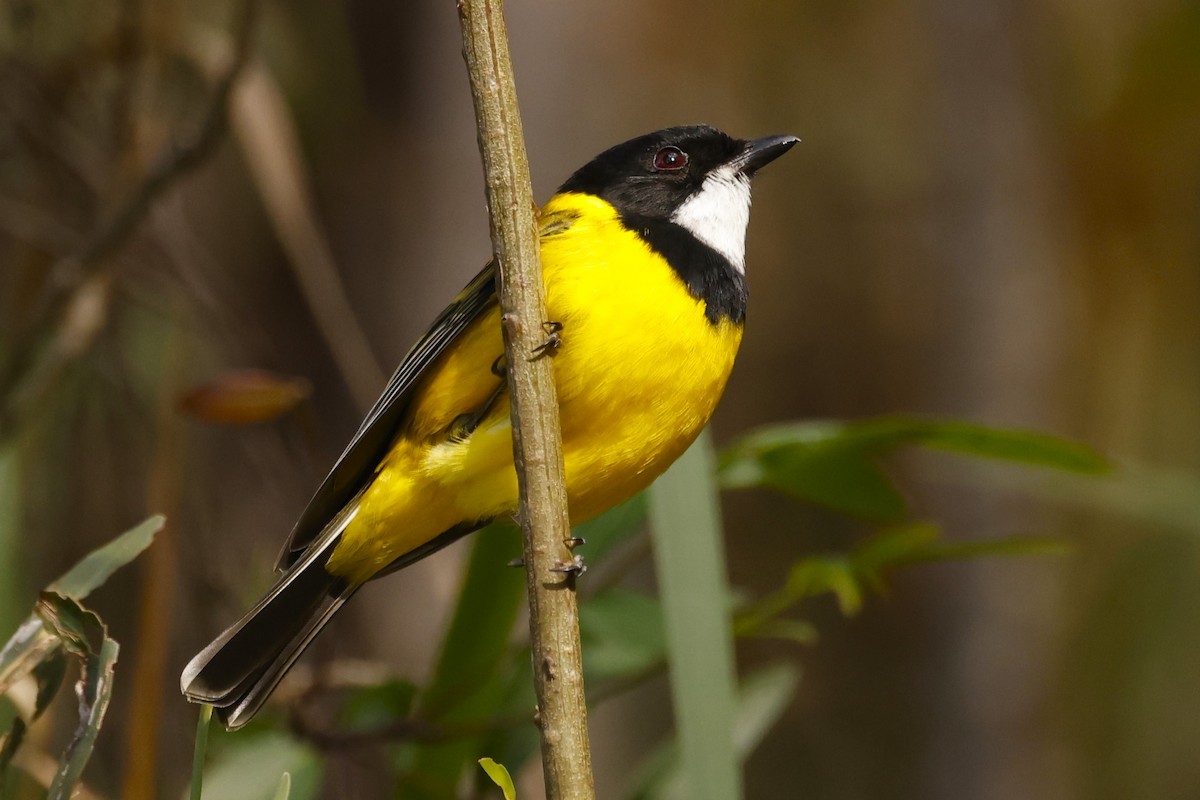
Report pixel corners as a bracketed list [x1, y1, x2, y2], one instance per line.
[454, 1, 595, 798]
[189, 704, 213, 800]
[648, 430, 742, 799]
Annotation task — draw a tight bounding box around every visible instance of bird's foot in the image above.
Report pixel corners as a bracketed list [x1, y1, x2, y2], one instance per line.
[550, 554, 587, 576]
[529, 321, 563, 360]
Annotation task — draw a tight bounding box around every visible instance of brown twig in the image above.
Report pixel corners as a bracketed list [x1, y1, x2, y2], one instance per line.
[455, 1, 596, 798]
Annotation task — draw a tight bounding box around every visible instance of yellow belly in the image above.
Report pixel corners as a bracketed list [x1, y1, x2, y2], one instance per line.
[327, 193, 743, 582]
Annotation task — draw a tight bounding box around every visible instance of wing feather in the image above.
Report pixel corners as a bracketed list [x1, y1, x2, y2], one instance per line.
[278, 261, 498, 567]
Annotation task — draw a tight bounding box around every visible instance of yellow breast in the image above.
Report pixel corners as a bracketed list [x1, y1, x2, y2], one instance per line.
[327, 192, 743, 582]
[540, 193, 743, 519]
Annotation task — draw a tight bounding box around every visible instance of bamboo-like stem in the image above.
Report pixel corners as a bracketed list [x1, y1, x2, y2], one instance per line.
[455, 1, 596, 798]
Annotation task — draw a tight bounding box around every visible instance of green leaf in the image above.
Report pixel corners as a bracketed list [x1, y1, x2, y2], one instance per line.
[727, 417, 1108, 474]
[418, 523, 525, 720]
[998, 460, 1200, 533]
[579, 589, 666, 683]
[742, 524, 1068, 637]
[720, 420, 908, 521]
[1, 517, 162, 703]
[731, 663, 802, 755]
[648, 430, 741, 800]
[898, 419, 1109, 473]
[851, 523, 1068, 576]
[850, 524, 944, 593]
[888, 533, 1072, 565]
[629, 663, 801, 800]
[0, 595, 116, 795]
[478, 758, 517, 800]
[49, 515, 164, 600]
[271, 772, 292, 800]
[786, 556, 865, 616]
[195, 732, 321, 800]
[758, 444, 907, 522]
[855, 523, 941, 568]
[408, 523, 526, 797]
[472, 664, 541, 790]
[0, 617, 59, 696]
[720, 417, 1108, 521]
[189, 704, 213, 800]
[34, 593, 106, 655]
[46, 616, 118, 800]
[736, 617, 819, 645]
[338, 678, 418, 731]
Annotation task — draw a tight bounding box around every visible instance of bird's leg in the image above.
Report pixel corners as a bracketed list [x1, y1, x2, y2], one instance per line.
[550, 553, 587, 576]
[447, 361, 508, 442]
[528, 320, 563, 360]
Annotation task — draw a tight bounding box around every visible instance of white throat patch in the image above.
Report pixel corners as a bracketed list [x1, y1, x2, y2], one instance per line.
[669, 165, 753, 273]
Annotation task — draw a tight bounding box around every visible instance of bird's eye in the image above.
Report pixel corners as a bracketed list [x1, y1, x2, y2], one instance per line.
[653, 146, 688, 171]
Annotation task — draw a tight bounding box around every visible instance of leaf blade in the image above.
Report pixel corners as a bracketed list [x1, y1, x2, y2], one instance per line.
[46, 622, 118, 800]
[719, 417, 1108, 522]
[478, 758, 517, 800]
[648, 430, 741, 800]
[49, 515, 164, 601]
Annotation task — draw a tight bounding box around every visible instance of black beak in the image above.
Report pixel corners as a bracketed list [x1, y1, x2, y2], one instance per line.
[732, 134, 800, 175]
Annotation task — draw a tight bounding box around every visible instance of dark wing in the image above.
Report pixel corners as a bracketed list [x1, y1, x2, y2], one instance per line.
[277, 261, 498, 568]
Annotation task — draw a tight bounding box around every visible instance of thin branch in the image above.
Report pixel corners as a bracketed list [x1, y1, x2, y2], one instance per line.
[455, 1, 596, 798]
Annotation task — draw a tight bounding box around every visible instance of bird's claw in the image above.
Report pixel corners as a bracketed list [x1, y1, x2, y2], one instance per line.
[529, 321, 563, 361]
[550, 554, 586, 576]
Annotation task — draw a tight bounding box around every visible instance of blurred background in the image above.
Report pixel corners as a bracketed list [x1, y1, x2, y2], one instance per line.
[2, 0, 1199, 797]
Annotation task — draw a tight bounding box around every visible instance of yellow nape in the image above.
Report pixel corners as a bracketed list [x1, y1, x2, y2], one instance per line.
[325, 191, 743, 585]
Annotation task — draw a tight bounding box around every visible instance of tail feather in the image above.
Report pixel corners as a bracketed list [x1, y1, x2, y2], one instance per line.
[216, 584, 355, 729]
[182, 509, 482, 729]
[181, 516, 357, 729]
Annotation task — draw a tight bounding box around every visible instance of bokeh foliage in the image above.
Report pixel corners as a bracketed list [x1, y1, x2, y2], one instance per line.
[2, 0, 1198, 797]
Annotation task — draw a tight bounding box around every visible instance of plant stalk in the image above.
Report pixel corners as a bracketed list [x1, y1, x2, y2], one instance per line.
[454, 1, 596, 798]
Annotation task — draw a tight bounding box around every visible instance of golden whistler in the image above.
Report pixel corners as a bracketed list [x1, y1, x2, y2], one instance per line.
[182, 125, 797, 729]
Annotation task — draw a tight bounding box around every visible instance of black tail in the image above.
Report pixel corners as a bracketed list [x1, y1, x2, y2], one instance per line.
[181, 532, 356, 730]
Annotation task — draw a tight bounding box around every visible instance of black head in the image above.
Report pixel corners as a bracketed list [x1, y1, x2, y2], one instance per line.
[557, 125, 797, 325]
[557, 124, 797, 221]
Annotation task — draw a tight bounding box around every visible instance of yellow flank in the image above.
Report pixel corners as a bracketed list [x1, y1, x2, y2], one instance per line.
[326, 192, 744, 584]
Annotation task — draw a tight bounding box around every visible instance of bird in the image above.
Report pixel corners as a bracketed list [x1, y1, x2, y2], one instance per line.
[181, 124, 798, 729]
